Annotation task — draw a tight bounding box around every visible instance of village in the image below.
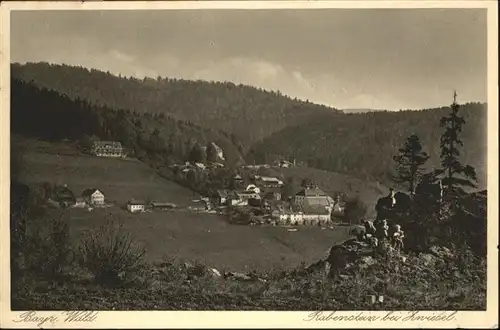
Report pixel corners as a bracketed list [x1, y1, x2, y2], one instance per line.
[48, 140, 346, 227]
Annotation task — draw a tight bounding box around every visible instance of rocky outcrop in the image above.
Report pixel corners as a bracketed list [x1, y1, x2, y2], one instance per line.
[306, 238, 381, 277]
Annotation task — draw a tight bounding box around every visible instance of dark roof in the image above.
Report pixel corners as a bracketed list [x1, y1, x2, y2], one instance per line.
[93, 141, 123, 148]
[82, 188, 103, 197]
[296, 187, 327, 197]
[128, 200, 146, 205]
[150, 202, 176, 207]
[262, 191, 281, 200]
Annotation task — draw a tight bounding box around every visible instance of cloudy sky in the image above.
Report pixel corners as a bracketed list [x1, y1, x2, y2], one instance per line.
[10, 9, 487, 110]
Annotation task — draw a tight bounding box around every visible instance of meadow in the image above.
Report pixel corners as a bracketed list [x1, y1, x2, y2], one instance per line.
[13, 138, 351, 271]
[69, 207, 351, 272]
[13, 138, 200, 207]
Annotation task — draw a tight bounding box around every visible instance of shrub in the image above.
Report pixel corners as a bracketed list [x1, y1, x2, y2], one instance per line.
[77, 217, 146, 287]
[13, 184, 72, 278]
[343, 196, 367, 224]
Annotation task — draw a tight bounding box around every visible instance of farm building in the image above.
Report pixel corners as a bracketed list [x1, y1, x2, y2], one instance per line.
[238, 190, 261, 201]
[82, 188, 105, 206]
[127, 200, 146, 213]
[92, 141, 124, 157]
[150, 201, 176, 210]
[52, 184, 76, 207]
[228, 192, 248, 206]
[253, 175, 284, 188]
[72, 197, 86, 208]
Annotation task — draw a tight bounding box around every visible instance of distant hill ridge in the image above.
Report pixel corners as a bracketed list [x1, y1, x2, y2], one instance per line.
[11, 62, 340, 148]
[248, 103, 487, 188]
[11, 62, 487, 189]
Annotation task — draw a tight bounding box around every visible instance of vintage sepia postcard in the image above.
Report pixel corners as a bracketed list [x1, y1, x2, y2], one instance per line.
[0, 0, 498, 328]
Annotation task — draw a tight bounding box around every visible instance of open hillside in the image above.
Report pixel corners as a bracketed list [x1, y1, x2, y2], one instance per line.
[12, 137, 200, 207]
[11, 62, 340, 147]
[248, 103, 487, 189]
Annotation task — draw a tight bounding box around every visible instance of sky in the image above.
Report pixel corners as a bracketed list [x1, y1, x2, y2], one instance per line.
[10, 8, 487, 110]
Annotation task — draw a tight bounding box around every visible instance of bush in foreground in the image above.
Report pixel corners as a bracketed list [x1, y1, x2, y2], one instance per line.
[76, 217, 146, 287]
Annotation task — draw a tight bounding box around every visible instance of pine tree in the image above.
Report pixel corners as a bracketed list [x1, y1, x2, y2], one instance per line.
[206, 142, 218, 163]
[437, 91, 477, 197]
[189, 143, 206, 163]
[393, 134, 430, 195]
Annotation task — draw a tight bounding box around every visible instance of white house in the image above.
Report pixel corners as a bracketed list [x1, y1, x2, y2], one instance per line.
[272, 204, 330, 226]
[245, 184, 261, 194]
[253, 175, 284, 188]
[228, 192, 248, 206]
[92, 141, 124, 158]
[82, 189, 105, 206]
[127, 200, 146, 213]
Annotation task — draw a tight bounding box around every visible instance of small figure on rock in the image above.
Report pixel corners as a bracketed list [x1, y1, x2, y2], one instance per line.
[375, 219, 389, 241]
[388, 188, 396, 208]
[368, 236, 379, 249]
[363, 219, 377, 238]
[391, 224, 405, 251]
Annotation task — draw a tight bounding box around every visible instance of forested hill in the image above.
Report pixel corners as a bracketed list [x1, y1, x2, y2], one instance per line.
[11, 62, 340, 147]
[247, 103, 488, 189]
[11, 78, 245, 167]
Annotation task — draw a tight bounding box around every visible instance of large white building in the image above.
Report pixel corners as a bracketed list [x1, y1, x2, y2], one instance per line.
[272, 204, 331, 226]
[92, 141, 124, 157]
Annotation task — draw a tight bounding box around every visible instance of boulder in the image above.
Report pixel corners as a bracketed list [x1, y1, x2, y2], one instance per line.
[209, 268, 222, 277]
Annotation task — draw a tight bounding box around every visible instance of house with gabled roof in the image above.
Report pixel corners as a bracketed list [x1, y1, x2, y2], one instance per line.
[82, 188, 105, 206]
[293, 187, 332, 209]
[127, 200, 146, 213]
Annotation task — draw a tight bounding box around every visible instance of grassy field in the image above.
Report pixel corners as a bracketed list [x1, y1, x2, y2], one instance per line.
[13, 137, 200, 207]
[69, 207, 351, 272]
[13, 138, 352, 272]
